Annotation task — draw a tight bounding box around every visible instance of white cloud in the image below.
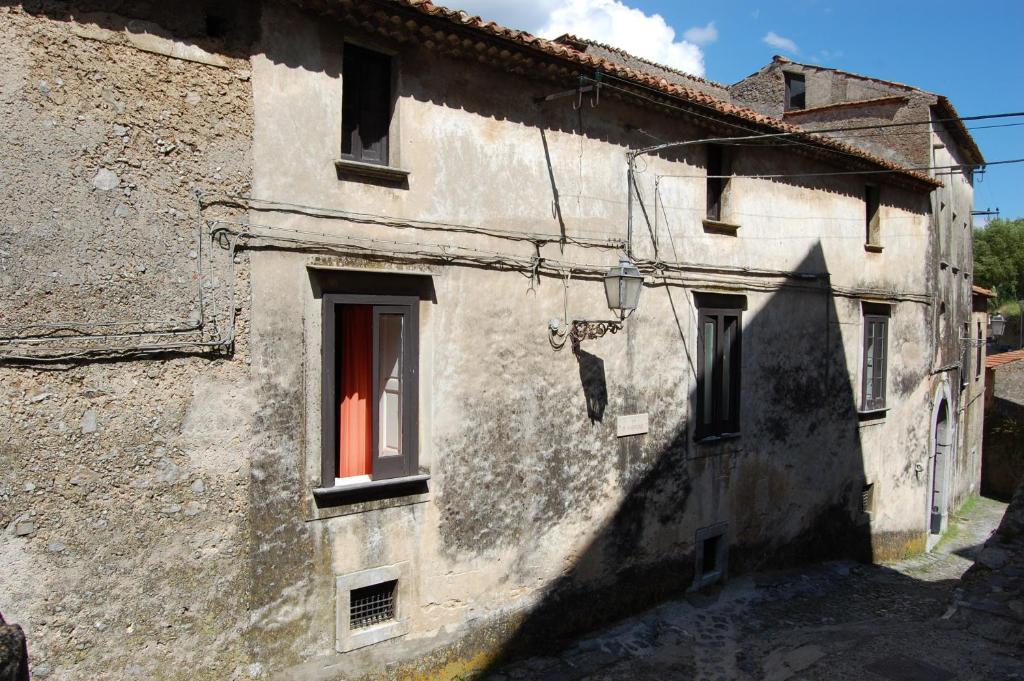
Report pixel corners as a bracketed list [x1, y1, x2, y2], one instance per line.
[763, 31, 799, 54]
[453, 0, 707, 76]
[453, 0, 558, 32]
[683, 21, 718, 47]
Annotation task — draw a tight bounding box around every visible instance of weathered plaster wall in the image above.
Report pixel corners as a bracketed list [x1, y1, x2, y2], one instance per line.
[0, 3, 256, 680]
[241, 6, 938, 679]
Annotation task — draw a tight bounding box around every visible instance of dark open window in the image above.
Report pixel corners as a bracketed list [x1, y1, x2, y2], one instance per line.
[322, 294, 418, 485]
[976, 321, 983, 380]
[960, 322, 970, 391]
[342, 43, 392, 165]
[695, 293, 744, 439]
[865, 185, 881, 247]
[861, 304, 890, 411]
[706, 144, 730, 222]
[784, 72, 805, 110]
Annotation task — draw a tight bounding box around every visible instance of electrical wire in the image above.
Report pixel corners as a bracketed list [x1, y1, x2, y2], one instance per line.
[652, 157, 1024, 182]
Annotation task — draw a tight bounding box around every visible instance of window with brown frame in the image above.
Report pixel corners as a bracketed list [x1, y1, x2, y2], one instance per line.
[342, 43, 392, 166]
[695, 293, 744, 439]
[861, 303, 890, 411]
[865, 185, 881, 247]
[322, 294, 418, 486]
[706, 144, 730, 222]
[784, 72, 805, 110]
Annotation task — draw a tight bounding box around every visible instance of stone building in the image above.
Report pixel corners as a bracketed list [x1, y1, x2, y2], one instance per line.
[982, 349, 1024, 500]
[0, 2, 986, 680]
[731, 55, 989, 544]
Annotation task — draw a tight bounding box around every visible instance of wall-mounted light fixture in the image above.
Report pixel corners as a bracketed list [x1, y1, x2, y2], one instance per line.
[549, 256, 644, 351]
[989, 313, 1006, 340]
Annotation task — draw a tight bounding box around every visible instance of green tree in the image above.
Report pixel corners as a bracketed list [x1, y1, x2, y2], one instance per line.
[974, 218, 1024, 301]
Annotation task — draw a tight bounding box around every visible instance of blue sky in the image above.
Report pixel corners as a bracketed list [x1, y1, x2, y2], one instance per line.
[455, 0, 1024, 222]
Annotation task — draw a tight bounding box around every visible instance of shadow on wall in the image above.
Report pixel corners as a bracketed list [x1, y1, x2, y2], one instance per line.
[9, 0, 260, 59]
[473, 242, 874, 671]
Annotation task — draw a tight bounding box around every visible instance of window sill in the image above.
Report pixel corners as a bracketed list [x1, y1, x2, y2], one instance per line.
[857, 407, 889, 424]
[314, 474, 429, 504]
[695, 432, 741, 444]
[864, 243, 884, 253]
[702, 219, 741, 235]
[334, 158, 410, 185]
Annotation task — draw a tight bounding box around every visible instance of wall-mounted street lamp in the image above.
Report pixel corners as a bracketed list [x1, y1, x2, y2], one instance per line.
[549, 256, 644, 351]
[604, 256, 644, 319]
[989, 313, 1006, 340]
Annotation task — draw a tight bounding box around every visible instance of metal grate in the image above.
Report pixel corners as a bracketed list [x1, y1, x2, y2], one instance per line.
[862, 483, 875, 514]
[350, 580, 396, 630]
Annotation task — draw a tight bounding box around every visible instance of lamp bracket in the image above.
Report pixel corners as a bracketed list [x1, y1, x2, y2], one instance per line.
[570, 319, 623, 349]
[958, 336, 986, 347]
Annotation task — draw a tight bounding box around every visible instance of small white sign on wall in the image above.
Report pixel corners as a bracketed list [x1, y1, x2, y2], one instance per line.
[616, 413, 649, 438]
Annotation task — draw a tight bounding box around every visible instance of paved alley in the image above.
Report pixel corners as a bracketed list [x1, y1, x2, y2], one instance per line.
[482, 496, 1023, 681]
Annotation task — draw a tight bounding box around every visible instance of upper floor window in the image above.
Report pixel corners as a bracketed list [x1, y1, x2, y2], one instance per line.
[706, 144, 730, 222]
[865, 184, 882, 250]
[784, 72, 805, 110]
[322, 294, 419, 486]
[342, 43, 392, 166]
[976, 321, 983, 380]
[695, 293, 744, 439]
[861, 303, 890, 412]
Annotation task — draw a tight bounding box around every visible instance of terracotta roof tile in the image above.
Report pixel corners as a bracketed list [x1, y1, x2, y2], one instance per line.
[986, 349, 1024, 369]
[377, 0, 942, 187]
[972, 285, 996, 298]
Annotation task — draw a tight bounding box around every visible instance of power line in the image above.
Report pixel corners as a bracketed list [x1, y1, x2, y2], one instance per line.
[653, 157, 1024, 182]
[588, 72, 1024, 146]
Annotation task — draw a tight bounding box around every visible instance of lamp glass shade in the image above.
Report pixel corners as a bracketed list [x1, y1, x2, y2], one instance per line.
[604, 257, 643, 314]
[990, 314, 1006, 339]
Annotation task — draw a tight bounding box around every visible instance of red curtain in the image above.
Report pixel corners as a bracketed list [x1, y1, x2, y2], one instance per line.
[339, 305, 373, 477]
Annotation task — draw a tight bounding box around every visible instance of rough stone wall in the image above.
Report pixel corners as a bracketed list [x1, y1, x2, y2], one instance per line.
[729, 62, 933, 168]
[0, 4, 256, 680]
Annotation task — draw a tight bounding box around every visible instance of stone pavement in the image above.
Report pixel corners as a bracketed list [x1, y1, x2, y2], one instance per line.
[481, 495, 1023, 681]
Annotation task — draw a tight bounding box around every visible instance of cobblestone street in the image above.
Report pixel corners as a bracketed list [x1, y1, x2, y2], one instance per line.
[484, 496, 1024, 681]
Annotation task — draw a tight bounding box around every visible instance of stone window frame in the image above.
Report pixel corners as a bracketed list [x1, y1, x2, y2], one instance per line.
[335, 39, 409, 184]
[783, 71, 806, 111]
[860, 302, 891, 413]
[335, 562, 411, 653]
[307, 266, 435, 511]
[692, 522, 729, 590]
[693, 292, 745, 441]
[864, 184, 883, 252]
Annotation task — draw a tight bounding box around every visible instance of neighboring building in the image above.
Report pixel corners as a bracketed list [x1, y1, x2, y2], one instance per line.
[983, 349, 1024, 500]
[731, 55, 989, 544]
[0, 3, 986, 680]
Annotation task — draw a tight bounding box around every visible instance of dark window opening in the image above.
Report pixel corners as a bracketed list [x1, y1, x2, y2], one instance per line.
[695, 293, 744, 439]
[322, 293, 419, 486]
[861, 303, 890, 411]
[350, 580, 397, 630]
[706, 144, 730, 222]
[205, 12, 230, 38]
[976, 321, 983, 380]
[784, 72, 806, 110]
[960, 322, 970, 391]
[342, 43, 393, 166]
[865, 185, 881, 246]
[702, 535, 721, 574]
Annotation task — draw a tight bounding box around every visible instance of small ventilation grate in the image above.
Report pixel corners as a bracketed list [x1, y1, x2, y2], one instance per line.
[862, 483, 875, 514]
[350, 580, 397, 630]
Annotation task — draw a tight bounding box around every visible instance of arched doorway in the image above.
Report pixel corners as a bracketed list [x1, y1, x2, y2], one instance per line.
[930, 399, 953, 537]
